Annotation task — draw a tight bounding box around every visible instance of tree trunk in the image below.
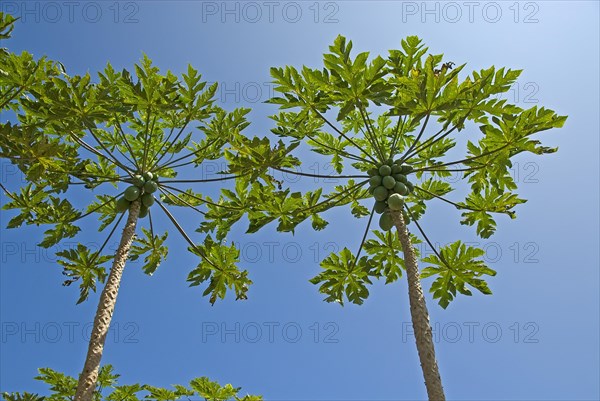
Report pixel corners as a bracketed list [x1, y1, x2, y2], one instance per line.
[74, 201, 140, 401]
[390, 209, 446, 401]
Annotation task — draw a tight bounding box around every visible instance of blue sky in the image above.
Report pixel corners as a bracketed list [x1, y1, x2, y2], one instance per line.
[1, 1, 599, 400]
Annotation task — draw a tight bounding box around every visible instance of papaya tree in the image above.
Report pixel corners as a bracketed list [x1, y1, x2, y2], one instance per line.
[225, 36, 567, 399]
[1, 366, 262, 401]
[0, 44, 281, 399]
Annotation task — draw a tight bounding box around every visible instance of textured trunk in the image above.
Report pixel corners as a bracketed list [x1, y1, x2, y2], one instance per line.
[390, 209, 446, 401]
[74, 201, 140, 401]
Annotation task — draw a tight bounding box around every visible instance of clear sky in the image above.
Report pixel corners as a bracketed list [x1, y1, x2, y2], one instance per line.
[1, 1, 599, 400]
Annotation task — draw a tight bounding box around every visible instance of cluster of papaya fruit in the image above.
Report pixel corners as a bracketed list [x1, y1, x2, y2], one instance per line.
[115, 172, 159, 218]
[367, 159, 415, 231]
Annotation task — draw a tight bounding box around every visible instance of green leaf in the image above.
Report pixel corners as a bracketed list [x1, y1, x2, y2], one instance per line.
[226, 136, 300, 186]
[1, 393, 45, 401]
[363, 230, 422, 284]
[459, 189, 526, 238]
[129, 228, 168, 275]
[81, 157, 120, 189]
[12, 365, 261, 401]
[309, 247, 373, 305]
[57, 244, 112, 304]
[37, 197, 81, 248]
[421, 241, 496, 308]
[34, 368, 77, 400]
[105, 385, 143, 401]
[197, 184, 248, 241]
[86, 194, 119, 232]
[2, 184, 50, 228]
[189, 377, 262, 401]
[187, 236, 250, 305]
[0, 12, 18, 40]
[140, 386, 178, 401]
